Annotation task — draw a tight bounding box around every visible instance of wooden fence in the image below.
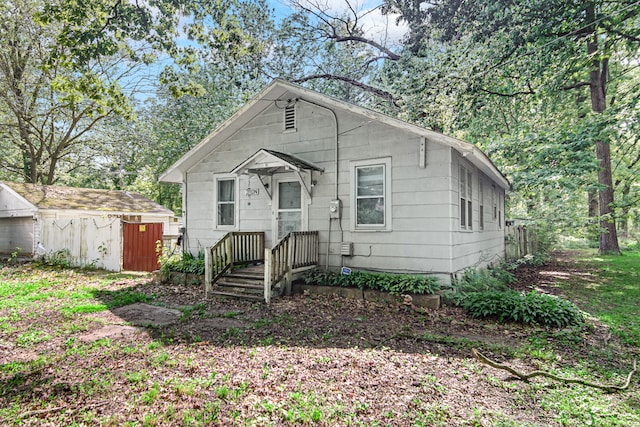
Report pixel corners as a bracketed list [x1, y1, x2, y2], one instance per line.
[505, 224, 539, 261]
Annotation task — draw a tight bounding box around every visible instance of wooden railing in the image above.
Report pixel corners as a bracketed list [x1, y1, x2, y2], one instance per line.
[205, 230, 318, 303]
[264, 231, 319, 303]
[205, 232, 265, 295]
[291, 231, 319, 269]
[232, 231, 265, 264]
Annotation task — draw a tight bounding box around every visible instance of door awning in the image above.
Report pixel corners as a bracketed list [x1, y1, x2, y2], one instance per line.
[231, 149, 323, 200]
[231, 149, 324, 176]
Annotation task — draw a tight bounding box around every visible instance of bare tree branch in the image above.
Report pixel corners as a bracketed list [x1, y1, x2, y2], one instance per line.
[291, 73, 398, 104]
[474, 349, 637, 393]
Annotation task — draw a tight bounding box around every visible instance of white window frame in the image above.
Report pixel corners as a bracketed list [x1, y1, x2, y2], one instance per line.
[492, 184, 498, 221]
[479, 177, 484, 231]
[214, 174, 239, 230]
[460, 165, 473, 231]
[350, 157, 392, 231]
[498, 191, 503, 229]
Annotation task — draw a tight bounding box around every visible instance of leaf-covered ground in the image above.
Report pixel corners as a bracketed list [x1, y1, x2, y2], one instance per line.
[1, 253, 638, 426]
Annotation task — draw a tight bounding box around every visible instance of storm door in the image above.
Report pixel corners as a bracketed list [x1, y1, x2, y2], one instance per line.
[275, 180, 303, 240]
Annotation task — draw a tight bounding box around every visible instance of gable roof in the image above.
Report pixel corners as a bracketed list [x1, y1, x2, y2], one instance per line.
[160, 79, 510, 190]
[1, 182, 174, 215]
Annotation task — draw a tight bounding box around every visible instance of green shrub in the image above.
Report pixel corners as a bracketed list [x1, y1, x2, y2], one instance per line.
[41, 249, 72, 268]
[487, 263, 517, 285]
[443, 268, 509, 306]
[461, 290, 584, 328]
[159, 250, 205, 275]
[303, 269, 440, 295]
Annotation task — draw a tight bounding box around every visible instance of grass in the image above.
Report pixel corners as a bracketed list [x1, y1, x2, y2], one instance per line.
[0, 256, 639, 426]
[565, 250, 640, 347]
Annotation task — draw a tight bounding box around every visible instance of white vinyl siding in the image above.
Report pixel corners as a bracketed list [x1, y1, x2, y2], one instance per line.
[180, 95, 506, 277]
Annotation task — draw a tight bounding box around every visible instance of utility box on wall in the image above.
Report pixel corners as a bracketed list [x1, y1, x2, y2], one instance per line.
[340, 241, 353, 256]
[329, 199, 341, 219]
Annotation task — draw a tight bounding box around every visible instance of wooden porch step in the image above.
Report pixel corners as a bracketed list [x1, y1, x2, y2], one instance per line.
[224, 273, 264, 282]
[212, 267, 265, 301]
[216, 279, 263, 290]
[209, 290, 264, 302]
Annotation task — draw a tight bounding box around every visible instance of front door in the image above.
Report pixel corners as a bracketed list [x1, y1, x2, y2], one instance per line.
[275, 180, 303, 240]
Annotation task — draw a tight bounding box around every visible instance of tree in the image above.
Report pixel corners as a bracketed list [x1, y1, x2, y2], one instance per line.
[0, 0, 134, 184]
[385, 0, 639, 253]
[112, 0, 276, 212]
[271, 0, 404, 105]
[0, 0, 269, 185]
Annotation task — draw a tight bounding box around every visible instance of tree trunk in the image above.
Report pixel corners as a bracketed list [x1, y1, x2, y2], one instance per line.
[588, 25, 620, 254]
[588, 188, 598, 218]
[595, 139, 620, 253]
[618, 182, 631, 237]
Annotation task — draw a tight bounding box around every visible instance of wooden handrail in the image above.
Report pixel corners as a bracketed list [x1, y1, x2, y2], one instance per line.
[291, 231, 319, 269]
[205, 232, 265, 295]
[233, 231, 265, 264]
[206, 233, 233, 295]
[264, 231, 319, 303]
[205, 230, 317, 302]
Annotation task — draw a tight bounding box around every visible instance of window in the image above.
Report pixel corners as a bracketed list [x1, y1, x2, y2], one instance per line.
[284, 104, 296, 131]
[460, 165, 472, 230]
[350, 158, 392, 230]
[479, 178, 484, 230]
[498, 192, 503, 229]
[216, 177, 236, 227]
[492, 184, 498, 220]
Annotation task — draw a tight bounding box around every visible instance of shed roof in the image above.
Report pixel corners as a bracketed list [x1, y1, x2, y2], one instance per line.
[1, 182, 174, 215]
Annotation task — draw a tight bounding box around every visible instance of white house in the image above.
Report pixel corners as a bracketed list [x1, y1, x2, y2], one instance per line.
[160, 80, 510, 298]
[0, 182, 180, 271]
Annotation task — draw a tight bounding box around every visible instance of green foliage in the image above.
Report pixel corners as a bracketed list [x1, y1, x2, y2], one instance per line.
[461, 290, 584, 328]
[444, 268, 509, 306]
[40, 249, 73, 268]
[446, 255, 583, 327]
[1, 248, 22, 267]
[159, 250, 205, 276]
[303, 269, 440, 295]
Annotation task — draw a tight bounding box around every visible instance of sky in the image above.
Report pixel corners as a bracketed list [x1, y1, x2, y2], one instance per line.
[268, 0, 408, 46]
[127, 0, 409, 99]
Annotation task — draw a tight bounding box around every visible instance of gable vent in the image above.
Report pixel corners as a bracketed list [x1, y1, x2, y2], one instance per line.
[284, 104, 296, 131]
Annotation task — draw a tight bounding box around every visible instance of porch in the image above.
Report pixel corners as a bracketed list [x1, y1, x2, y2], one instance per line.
[205, 230, 319, 303]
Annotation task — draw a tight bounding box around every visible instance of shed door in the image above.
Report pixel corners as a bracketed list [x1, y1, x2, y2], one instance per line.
[0, 217, 33, 254]
[122, 223, 163, 271]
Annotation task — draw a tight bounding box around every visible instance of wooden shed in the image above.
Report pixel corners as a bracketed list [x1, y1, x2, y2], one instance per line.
[0, 182, 179, 271]
[160, 80, 510, 300]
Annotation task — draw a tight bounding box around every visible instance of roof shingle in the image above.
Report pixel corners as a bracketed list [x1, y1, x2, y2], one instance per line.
[3, 182, 173, 214]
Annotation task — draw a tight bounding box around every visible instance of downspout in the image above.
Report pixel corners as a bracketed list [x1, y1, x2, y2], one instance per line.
[297, 99, 338, 270]
[182, 174, 188, 253]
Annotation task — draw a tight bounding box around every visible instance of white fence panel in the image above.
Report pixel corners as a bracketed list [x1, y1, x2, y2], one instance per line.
[41, 218, 122, 271]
